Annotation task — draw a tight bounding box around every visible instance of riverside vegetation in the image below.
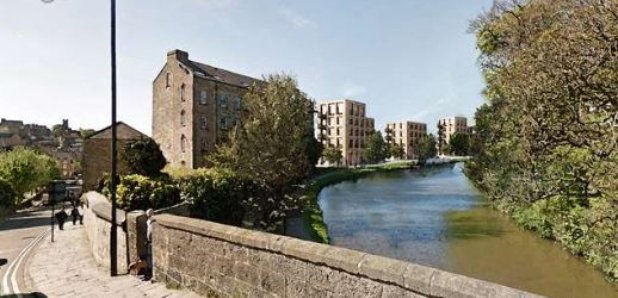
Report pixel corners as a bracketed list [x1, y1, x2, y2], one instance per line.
[467, 0, 617, 281]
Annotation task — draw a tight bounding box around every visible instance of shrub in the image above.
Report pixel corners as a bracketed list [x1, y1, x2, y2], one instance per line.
[0, 178, 15, 208]
[102, 174, 181, 211]
[122, 137, 167, 178]
[179, 168, 258, 226]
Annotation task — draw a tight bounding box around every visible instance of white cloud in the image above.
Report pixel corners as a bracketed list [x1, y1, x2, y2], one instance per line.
[411, 97, 451, 120]
[191, 0, 238, 10]
[341, 84, 367, 98]
[278, 7, 316, 29]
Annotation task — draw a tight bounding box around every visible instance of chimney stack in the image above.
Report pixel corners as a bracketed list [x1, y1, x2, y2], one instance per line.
[167, 49, 189, 62]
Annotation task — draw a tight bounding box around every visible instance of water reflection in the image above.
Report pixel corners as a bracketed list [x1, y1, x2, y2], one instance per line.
[319, 163, 617, 298]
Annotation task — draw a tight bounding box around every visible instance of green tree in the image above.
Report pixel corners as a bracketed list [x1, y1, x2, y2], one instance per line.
[209, 73, 315, 231]
[122, 137, 167, 178]
[0, 178, 16, 208]
[0, 147, 60, 205]
[449, 133, 470, 156]
[416, 134, 437, 165]
[79, 128, 96, 139]
[322, 147, 343, 166]
[470, 0, 618, 280]
[390, 143, 405, 160]
[363, 131, 388, 164]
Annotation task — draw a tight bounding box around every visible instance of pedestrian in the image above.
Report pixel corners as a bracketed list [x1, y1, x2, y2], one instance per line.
[143, 208, 155, 281]
[71, 202, 80, 225]
[55, 206, 68, 230]
[77, 201, 85, 225]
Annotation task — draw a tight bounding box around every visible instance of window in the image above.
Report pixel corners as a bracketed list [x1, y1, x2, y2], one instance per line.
[166, 73, 171, 88]
[218, 94, 228, 109]
[180, 83, 186, 101]
[180, 135, 187, 153]
[200, 115, 208, 129]
[220, 117, 228, 130]
[199, 90, 208, 105]
[233, 95, 241, 111]
[180, 110, 186, 126]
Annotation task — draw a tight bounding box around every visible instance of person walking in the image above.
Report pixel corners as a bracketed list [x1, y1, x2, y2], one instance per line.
[55, 206, 68, 230]
[77, 201, 84, 225]
[71, 202, 80, 225]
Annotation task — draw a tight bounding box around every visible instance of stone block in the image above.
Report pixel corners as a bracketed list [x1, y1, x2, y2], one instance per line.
[403, 263, 436, 294]
[234, 262, 261, 286]
[358, 254, 407, 284]
[259, 270, 285, 297]
[321, 246, 366, 274]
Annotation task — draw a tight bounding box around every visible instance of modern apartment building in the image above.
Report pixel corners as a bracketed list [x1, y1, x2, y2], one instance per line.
[152, 49, 263, 168]
[317, 99, 375, 167]
[437, 116, 468, 152]
[385, 121, 427, 160]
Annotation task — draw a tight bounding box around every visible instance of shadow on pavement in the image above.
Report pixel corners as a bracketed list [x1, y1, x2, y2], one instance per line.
[1, 293, 47, 298]
[0, 216, 51, 232]
[0, 258, 7, 267]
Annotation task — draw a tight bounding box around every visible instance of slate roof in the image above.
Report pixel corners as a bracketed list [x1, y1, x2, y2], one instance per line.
[87, 122, 147, 140]
[185, 60, 264, 88]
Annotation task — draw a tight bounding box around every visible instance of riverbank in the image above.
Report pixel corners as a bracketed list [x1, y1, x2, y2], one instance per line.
[464, 160, 617, 283]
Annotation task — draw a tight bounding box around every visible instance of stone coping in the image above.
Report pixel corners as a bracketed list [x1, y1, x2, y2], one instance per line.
[84, 191, 126, 225]
[155, 213, 545, 298]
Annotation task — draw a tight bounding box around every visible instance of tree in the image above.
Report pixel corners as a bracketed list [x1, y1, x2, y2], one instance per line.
[0, 178, 15, 208]
[209, 73, 315, 231]
[322, 147, 343, 166]
[363, 131, 388, 164]
[122, 137, 167, 178]
[449, 133, 470, 156]
[0, 147, 60, 205]
[79, 128, 96, 139]
[437, 122, 446, 155]
[469, 0, 618, 280]
[416, 134, 437, 165]
[390, 143, 405, 160]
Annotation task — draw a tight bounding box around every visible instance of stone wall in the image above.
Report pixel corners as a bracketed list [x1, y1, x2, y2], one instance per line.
[153, 214, 543, 298]
[83, 191, 129, 273]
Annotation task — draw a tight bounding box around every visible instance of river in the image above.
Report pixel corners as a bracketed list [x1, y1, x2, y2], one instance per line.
[318, 163, 617, 298]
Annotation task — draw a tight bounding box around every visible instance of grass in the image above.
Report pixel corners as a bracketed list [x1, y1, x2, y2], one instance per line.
[301, 161, 415, 243]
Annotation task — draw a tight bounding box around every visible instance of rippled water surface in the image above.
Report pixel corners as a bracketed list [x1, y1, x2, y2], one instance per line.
[319, 163, 618, 298]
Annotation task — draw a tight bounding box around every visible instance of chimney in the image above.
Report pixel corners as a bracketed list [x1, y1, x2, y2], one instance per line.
[167, 49, 189, 63]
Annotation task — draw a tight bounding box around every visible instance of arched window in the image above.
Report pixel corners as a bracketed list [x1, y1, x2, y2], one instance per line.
[180, 83, 186, 101]
[180, 110, 186, 126]
[180, 135, 187, 153]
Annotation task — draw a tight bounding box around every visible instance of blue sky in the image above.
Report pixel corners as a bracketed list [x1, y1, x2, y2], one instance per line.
[0, 0, 493, 134]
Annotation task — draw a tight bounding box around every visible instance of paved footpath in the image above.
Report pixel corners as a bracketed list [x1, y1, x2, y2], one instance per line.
[24, 223, 201, 298]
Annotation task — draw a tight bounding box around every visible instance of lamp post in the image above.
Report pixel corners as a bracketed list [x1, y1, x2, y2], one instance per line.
[110, 0, 119, 277]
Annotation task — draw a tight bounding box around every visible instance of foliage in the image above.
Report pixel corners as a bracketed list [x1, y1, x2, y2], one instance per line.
[102, 174, 181, 211]
[469, 0, 618, 281]
[322, 147, 343, 166]
[122, 137, 167, 178]
[0, 178, 15, 208]
[208, 74, 315, 230]
[389, 143, 405, 160]
[79, 129, 96, 139]
[306, 136, 323, 173]
[0, 147, 60, 205]
[449, 133, 470, 156]
[362, 130, 388, 164]
[179, 168, 257, 226]
[416, 134, 438, 164]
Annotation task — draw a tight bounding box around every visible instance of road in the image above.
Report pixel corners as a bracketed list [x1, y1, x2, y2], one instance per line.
[0, 207, 52, 296]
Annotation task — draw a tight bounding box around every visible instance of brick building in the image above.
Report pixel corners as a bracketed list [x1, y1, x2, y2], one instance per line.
[82, 122, 147, 191]
[385, 121, 427, 160]
[437, 116, 468, 154]
[316, 99, 375, 167]
[152, 50, 263, 168]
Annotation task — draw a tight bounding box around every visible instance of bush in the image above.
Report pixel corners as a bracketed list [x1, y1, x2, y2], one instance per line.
[102, 174, 181, 211]
[179, 168, 257, 226]
[0, 178, 15, 208]
[0, 147, 60, 205]
[122, 137, 167, 178]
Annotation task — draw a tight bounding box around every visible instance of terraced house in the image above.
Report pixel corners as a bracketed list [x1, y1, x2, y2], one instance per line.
[152, 49, 263, 168]
[317, 99, 375, 166]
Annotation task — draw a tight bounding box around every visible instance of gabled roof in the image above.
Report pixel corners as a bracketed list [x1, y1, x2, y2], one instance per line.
[87, 122, 147, 140]
[185, 60, 264, 88]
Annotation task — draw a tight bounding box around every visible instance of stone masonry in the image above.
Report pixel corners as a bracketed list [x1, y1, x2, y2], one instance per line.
[152, 213, 544, 298]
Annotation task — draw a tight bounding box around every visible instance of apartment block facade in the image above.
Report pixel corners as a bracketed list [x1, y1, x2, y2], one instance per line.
[385, 121, 427, 160]
[152, 50, 262, 168]
[317, 99, 375, 166]
[437, 116, 468, 151]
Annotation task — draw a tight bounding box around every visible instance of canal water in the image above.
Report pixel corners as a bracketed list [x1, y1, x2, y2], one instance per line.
[318, 163, 617, 298]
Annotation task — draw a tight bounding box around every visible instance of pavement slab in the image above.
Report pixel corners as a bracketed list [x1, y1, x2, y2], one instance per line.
[26, 223, 201, 298]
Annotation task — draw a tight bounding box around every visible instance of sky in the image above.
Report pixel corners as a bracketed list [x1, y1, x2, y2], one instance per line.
[0, 0, 494, 135]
